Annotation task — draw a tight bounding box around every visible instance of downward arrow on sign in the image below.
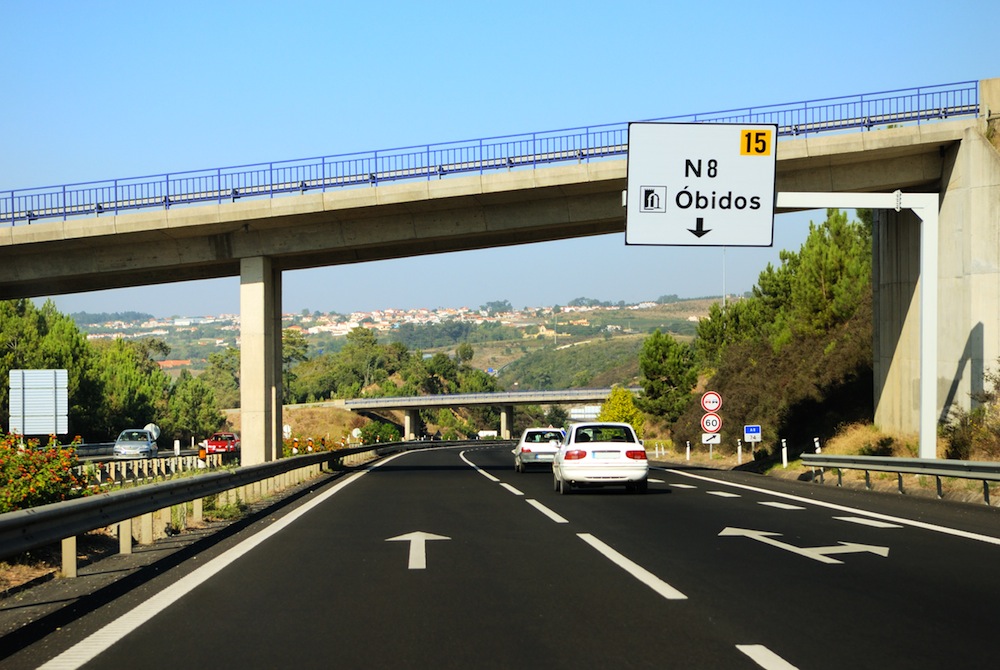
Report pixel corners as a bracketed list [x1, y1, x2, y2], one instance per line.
[719, 527, 889, 565]
[688, 217, 711, 238]
[386, 531, 451, 569]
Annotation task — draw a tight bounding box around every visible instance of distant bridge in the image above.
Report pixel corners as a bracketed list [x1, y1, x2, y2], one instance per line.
[298, 388, 638, 439]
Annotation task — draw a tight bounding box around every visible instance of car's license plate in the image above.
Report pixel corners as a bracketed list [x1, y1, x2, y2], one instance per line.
[593, 451, 619, 459]
[536, 454, 554, 460]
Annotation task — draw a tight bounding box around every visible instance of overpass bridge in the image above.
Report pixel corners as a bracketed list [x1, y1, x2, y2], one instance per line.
[333, 387, 630, 440]
[2, 79, 999, 463]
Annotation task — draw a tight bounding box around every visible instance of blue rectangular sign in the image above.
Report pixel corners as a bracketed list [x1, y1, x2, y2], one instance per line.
[743, 424, 762, 442]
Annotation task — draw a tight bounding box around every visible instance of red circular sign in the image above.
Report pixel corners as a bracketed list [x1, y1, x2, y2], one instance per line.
[701, 412, 723, 433]
[701, 391, 722, 412]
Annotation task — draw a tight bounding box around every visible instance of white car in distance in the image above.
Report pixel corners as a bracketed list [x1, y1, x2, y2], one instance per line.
[513, 427, 565, 472]
[552, 422, 648, 494]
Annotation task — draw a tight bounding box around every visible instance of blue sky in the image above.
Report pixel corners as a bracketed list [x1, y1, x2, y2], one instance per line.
[2, 1, 994, 317]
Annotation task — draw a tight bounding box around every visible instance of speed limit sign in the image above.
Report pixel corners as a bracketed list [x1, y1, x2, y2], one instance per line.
[701, 412, 723, 433]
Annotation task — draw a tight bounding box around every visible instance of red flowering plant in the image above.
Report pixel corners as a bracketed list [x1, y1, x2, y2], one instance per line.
[0, 433, 85, 514]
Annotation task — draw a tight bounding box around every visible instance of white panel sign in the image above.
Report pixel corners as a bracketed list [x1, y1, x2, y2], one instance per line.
[9, 369, 69, 435]
[626, 122, 776, 246]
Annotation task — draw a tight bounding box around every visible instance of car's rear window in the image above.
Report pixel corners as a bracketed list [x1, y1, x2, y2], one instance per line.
[527, 431, 562, 442]
[576, 426, 635, 443]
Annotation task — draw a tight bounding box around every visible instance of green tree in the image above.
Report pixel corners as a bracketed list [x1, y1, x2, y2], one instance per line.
[359, 421, 401, 444]
[786, 209, 872, 336]
[637, 330, 697, 422]
[456, 342, 474, 364]
[282, 329, 310, 403]
[91, 338, 172, 438]
[597, 386, 645, 437]
[164, 369, 224, 443]
[200, 346, 241, 409]
[340, 327, 385, 391]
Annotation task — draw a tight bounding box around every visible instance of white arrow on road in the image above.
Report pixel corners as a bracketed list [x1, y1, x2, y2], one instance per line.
[386, 531, 451, 570]
[719, 527, 889, 565]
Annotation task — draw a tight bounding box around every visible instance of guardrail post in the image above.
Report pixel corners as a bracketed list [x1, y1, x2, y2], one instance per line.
[936, 476, 943, 498]
[897, 473, 905, 494]
[837, 468, 843, 487]
[61, 537, 77, 578]
[140, 513, 154, 544]
[119, 521, 132, 555]
[865, 471, 871, 490]
[983, 481, 991, 506]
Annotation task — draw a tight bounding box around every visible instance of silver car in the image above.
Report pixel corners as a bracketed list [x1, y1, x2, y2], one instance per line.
[113, 429, 159, 459]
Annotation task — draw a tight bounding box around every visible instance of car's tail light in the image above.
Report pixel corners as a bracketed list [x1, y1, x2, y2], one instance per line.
[520, 446, 532, 453]
[626, 450, 647, 460]
[564, 449, 587, 460]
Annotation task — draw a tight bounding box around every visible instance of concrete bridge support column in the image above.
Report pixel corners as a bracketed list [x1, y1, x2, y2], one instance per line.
[403, 409, 420, 441]
[500, 405, 514, 440]
[240, 257, 283, 465]
[872, 208, 923, 436]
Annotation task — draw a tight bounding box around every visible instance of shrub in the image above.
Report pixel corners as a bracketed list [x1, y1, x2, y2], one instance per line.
[0, 433, 85, 513]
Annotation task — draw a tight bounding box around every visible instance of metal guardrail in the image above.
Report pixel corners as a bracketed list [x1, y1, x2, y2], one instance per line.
[0, 81, 978, 226]
[800, 453, 1000, 504]
[0, 439, 508, 568]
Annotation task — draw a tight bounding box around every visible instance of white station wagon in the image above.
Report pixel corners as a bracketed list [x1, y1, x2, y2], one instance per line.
[552, 422, 648, 494]
[513, 427, 565, 472]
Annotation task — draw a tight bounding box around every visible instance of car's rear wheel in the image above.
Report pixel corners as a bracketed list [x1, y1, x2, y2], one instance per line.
[559, 477, 572, 495]
[553, 472, 560, 491]
[633, 478, 648, 494]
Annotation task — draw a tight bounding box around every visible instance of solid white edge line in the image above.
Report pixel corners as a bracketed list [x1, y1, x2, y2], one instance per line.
[39, 452, 408, 670]
[577, 533, 687, 600]
[661, 468, 1000, 546]
[525, 499, 569, 524]
[459, 449, 500, 482]
[736, 644, 800, 670]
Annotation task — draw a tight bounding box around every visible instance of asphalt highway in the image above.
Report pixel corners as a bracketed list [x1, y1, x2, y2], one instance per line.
[7, 444, 1000, 669]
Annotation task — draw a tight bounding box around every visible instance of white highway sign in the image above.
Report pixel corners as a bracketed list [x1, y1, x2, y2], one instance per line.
[702, 433, 721, 444]
[625, 122, 777, 246]
[743, 424, 762, 442]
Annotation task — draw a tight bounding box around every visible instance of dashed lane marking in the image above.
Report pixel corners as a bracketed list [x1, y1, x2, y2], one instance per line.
[759, 502, 805, 510]
[736, 644, 799, 669]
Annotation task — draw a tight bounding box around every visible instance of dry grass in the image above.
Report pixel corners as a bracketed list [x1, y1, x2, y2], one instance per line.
[226, 405, 368, 445]
[1, 528, 118, 595]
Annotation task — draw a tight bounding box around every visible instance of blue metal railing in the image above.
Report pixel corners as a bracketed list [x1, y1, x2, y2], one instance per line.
[1, 81, 979, 226]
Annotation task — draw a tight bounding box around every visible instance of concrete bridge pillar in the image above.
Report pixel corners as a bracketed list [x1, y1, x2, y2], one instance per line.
[403, 409, 420, 441]
[499, 405, 514, 440]
[872, 208, 922, 434]
[239, 257, 282, 465]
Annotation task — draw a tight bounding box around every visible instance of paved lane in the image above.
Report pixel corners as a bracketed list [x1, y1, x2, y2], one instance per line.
[19, 444, 1000, 669]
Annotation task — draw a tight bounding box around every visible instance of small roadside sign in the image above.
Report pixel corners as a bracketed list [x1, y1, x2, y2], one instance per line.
[701, 412, 722, 433]
[701, 391, 722, 413]
[744, 425, 762, 442]
[702, 433, 721, 444]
